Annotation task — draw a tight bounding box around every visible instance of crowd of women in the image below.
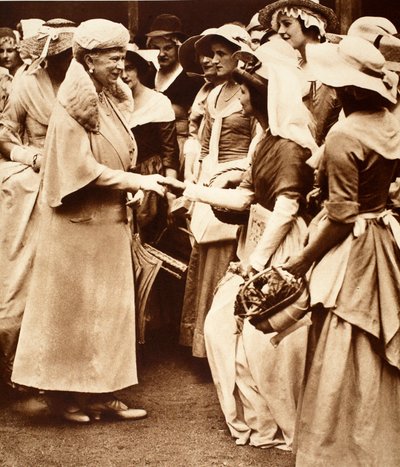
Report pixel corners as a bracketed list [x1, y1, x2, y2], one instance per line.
[0, 0, 399, 465]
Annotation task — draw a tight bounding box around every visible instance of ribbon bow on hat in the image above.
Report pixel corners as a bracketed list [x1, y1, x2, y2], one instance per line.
[25, 19, 76, 74]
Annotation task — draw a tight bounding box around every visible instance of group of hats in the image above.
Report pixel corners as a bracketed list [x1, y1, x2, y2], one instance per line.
[21, 18, 76, 59]
[179, 0, 399, 106]
[8, 3, 400, 106]
[179, 23, 252, 76]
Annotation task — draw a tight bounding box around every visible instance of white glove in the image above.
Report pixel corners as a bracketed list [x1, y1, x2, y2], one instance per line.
[183, 138, 202, 182]
[10, 145, 42, 172]
[183, 183, 254, 211]
[249, 195, 299, 272]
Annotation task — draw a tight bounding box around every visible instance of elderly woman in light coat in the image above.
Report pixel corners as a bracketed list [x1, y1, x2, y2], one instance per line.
[11, 19, 167, 423]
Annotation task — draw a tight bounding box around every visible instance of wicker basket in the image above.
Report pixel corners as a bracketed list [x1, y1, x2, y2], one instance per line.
[208, 166, 250, 225]
[234, 266, 309, 333]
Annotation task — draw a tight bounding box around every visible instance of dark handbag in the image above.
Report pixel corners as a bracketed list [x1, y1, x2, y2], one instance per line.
[234, 266, 309, 333]
[208, 167, 250, 226]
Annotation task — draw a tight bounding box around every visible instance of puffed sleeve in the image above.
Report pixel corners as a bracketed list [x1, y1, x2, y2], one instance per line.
[324, 131, 360, 223]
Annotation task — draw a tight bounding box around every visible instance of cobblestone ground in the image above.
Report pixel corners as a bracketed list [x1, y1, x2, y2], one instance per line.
[0, 334, 295, 467]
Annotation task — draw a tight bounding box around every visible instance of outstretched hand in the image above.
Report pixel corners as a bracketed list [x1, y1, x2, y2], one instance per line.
[158, 176, 187, 195]
[139, 174, 167, 197]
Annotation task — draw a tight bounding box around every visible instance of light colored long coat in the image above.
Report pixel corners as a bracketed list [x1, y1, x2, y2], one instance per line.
[12, 60, 139, 393]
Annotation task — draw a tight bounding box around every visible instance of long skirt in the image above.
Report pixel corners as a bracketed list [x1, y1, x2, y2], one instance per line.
[11, 203, 138, 393]
[180, 239, 237, 357]
[0, 161, 41, 386]
[204, 216, 309, 449]
[295, 310, 400, 467]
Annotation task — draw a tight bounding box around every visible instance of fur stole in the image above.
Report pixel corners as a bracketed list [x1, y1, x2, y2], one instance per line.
[58, 59, 134, 132]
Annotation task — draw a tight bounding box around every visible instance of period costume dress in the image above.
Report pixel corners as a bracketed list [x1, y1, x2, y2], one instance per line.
[303, 81, 341, 146]
[11, 59, 139, 393]
[0, 67, 55, 385]
[203, 131, 313, 448]
[179, 84, 257, 358]
[130, 90, 179, 242]
[295, 109, 400, 466]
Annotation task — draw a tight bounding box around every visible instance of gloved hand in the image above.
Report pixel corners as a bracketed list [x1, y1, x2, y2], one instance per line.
[10, 145, 42, 172]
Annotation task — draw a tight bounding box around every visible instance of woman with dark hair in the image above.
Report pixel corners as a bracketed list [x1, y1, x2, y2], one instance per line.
[122, 44, 179, 242]
[259, 0, 341, 146]
[178, 24, 259, 360]
[178, 28, 224, 183]
[283, 36, 400, 466]
[166, 39, 317, 448]
[11, 19, 166, 423]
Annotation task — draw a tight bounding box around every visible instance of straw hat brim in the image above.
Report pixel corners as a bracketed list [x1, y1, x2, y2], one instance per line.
[178, 35, 203, 75]
[195, 34, 243, 57]
[307, 42, 398, 103]
[21, 32, 74, 57]
[326, 33, 400, 72]
[259, 0, 339, 33]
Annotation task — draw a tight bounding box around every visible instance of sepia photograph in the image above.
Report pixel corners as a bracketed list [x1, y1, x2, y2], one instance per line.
[0, 1, 399, 465]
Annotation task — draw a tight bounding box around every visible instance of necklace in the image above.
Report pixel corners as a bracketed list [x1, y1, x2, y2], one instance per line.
[222, 84, 240, 102]
[98, 91, 112, 116]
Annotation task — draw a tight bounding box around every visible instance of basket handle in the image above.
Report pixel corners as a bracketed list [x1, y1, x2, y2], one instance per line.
[238, 265, 297, 316]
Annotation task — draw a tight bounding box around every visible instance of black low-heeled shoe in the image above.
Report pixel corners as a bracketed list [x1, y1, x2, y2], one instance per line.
[87, 399, 147, 421]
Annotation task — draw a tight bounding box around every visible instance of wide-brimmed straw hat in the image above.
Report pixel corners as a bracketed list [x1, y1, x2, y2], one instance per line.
[178, 28, 218, 75]
[19, 19, 44, 39]
[234, 37, 299, 69]
[306, 36, 399, 103]
[348, 16, 398, 42]
[246, 13, 262, 33]
[326, 17, 400, 72]
[146, 14, 187, 42]
[349, 17, 400, 73]
[232, 38, 299, 91]
[259, 0, 339, 33]
[21, 18, 76, 59]
[194, 24, 251, 57]
[327, 16, 398, 44]
[232, 38, 318, 154]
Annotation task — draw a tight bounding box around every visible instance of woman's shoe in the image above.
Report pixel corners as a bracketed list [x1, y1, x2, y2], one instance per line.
[61, 405, 90, 423]
[87, 398, 147, 421]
